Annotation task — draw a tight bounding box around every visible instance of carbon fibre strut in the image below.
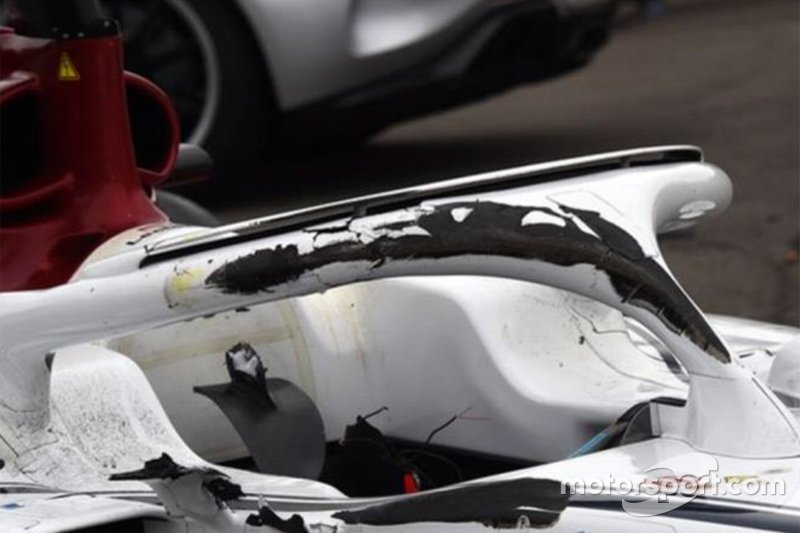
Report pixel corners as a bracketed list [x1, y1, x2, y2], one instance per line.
[194, 342, 326, 480]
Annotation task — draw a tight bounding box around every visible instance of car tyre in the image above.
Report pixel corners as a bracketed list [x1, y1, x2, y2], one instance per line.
[106, 0, 276, 187]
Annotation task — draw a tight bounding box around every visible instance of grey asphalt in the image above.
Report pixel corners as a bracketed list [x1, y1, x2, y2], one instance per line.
[213, 0, 799, 326]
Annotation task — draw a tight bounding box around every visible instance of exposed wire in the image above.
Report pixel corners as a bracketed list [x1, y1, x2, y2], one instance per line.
[424, 415, 458, 446]
[362, 406, 389, 420]
[401, 448, 463, 485]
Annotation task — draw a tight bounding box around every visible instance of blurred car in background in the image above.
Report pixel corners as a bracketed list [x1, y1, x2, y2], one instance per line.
[98, 0, 616, 175]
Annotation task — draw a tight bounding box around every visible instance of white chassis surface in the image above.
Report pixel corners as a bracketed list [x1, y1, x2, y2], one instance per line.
[0, 146, 798, 531]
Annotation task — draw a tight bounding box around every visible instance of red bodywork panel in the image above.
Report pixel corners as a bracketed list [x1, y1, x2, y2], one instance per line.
[0, 28, 176, 291]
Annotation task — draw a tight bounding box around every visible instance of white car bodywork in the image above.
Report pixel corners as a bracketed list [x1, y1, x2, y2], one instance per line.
[232, 0, 611, 109]
[112, 278, 688, 464]
[0, 146, 798, 531]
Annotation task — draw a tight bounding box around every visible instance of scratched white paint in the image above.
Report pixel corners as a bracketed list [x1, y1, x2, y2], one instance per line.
[312, 231, 361, 248]
[548, 202, 600, 239]
[520, 210, 567, 227]
[450, 207, 473, 223]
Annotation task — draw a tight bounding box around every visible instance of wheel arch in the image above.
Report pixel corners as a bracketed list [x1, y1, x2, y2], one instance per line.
[192, 0, 280, 112]
[227, 0, 295, 111]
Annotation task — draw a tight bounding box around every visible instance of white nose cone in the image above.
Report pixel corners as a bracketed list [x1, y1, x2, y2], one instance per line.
[769, 336, 800, 408]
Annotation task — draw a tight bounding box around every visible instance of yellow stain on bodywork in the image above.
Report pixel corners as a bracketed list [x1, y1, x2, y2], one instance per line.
[165, 267, 206, 308]
[278, 301, 318, 401]
[171, 267, 205, 294]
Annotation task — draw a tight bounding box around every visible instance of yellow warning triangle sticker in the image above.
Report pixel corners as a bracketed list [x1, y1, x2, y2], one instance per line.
[58, 52, 80, 81]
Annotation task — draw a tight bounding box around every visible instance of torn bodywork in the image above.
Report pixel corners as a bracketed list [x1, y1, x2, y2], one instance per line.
[194, 343, 326, 479]
[1, 147, 799, 532]
[110, 453, 244, 512]
[332, 478, 569, 528]
[204, 200, 728, 363]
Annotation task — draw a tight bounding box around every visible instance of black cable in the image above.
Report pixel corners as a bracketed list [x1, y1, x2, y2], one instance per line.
[424, 414, 458, 446]
[400, 448, 463, 485]
[362, 406, 389, 420]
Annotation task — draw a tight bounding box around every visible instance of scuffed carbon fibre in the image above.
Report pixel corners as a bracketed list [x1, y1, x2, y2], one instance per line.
[332, 478, 567, 527]
[110, 453, 243, 505]
[194, 343, 326, 479]
[246, 505, 309, 532]
[109, 453, 209, 481]
[205, 201, 728, 363]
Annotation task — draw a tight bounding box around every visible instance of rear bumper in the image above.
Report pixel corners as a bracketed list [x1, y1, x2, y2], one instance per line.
[282, 0, 616, 142]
